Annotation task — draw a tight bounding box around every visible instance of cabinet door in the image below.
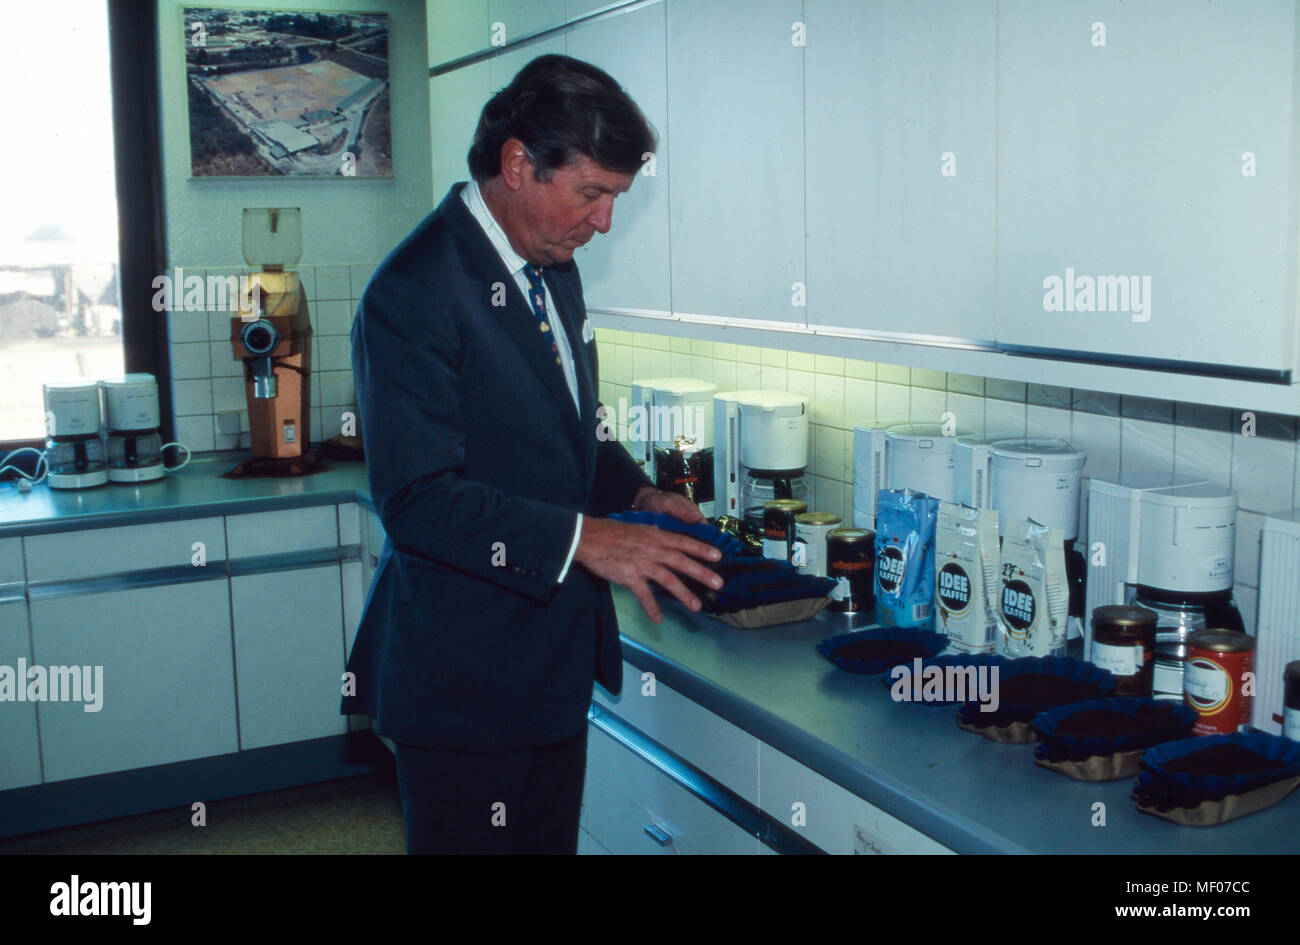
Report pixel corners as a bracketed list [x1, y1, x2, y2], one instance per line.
[428, 1, 491, 68]
[567, 0, 671, 314]
[666, 0, 806, 325]
[584, 723, 760, 854]
[430, 60, 490, 199]
[997, 0, 1297, 373]
[805, 0, 996, 343]
[30, 580, 238, 783]
[0, 600, 41, 791]
[231, 565, 347, 750]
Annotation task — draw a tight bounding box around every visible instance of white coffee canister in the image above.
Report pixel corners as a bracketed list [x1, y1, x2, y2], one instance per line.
[102, 374, 161, 432]
[990, 438, 1087, 540]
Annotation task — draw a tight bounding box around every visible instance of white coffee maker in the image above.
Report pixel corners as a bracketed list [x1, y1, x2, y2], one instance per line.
[627, 377, 718, 515]
[713, 390, 809, 525]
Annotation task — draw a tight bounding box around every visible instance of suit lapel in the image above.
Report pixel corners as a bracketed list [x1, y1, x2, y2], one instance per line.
[545, 269, 597, 476]
[440, 186, 590, 471]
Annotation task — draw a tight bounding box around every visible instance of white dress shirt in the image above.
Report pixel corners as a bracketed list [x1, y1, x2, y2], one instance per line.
[461, 179, 583, 581]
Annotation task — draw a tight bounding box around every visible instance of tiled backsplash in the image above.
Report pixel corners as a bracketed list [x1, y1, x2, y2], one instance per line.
[594, 326, 1300, 637]
[166, 263, 374, 453]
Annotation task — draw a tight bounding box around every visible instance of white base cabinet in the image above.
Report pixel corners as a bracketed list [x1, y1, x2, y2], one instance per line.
[29, 580, 238, 783]
[0, 600, 42, 791]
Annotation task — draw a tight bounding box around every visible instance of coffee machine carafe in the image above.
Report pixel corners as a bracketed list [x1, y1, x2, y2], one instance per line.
[231, 208, 314, 467]
[1086, 474, 1243, 700]
[713, 390, 809, 529]
[43, 381, 107, 489]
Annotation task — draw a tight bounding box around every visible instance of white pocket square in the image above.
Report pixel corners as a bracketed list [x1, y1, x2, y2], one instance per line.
[581, 318, 595, 343]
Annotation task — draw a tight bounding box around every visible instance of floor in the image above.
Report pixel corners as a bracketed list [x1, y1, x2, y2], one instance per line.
[0, 772, 408, 855]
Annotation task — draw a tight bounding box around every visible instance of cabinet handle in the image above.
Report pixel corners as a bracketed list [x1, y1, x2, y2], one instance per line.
[643, 823, 672, 847]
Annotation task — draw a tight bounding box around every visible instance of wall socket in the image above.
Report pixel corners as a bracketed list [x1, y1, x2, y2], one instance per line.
[854, 823, 896, 855]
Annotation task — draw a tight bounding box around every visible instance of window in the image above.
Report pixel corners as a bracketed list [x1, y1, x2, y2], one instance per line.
[0, 0, 166, 452]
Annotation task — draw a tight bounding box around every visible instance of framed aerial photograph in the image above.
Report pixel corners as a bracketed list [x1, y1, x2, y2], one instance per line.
[183, 7, 392, 178]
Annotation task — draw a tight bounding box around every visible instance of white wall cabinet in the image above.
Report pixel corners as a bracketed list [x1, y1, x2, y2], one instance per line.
[567, 1, 672, 314]
[231, 565, 348, 750]
[804, 0, 997, 344]
[665, 0, 807, 326]
[996, 0, 1298, 374]
[0, 600, 41, 791]
[29, 580, 238, 783]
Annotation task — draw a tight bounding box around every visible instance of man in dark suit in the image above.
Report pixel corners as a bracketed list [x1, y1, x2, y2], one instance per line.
[343, 55, 722, 854]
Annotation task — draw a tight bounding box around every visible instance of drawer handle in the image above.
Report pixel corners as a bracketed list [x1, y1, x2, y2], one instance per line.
[643, 823, 672, 847]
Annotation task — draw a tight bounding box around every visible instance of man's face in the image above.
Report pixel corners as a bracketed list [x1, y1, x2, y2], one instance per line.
[512, 155, 636, 267]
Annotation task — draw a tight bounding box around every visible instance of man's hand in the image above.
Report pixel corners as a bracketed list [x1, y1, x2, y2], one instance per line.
[575, 515, 723, 624]
[631, 485, 705, 524]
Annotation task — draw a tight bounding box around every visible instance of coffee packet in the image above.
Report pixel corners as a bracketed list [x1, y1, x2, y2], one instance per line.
[934, 501, 1000, 654]
[874, 488, 940, 628]
[997, 517, 1069, 657]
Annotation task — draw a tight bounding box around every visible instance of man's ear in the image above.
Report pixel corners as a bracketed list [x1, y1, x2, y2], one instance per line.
[499, 138, 532, 192]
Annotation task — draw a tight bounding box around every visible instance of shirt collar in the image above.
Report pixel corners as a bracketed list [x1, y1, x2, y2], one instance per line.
[461, 178, 531, 277]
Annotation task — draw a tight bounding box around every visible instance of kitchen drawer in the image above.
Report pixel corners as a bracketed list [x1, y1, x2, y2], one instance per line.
[0, 537, 23, 585]
[585, 723, 760, 855]
[24, 518, 226, 583]
[758, 742, 953, 855]
[593, 660, 758, 804]
[225, 506, 338, 559]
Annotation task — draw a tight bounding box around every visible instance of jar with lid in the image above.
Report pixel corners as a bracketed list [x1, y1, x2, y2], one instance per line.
[1090, 604, 1158, 697]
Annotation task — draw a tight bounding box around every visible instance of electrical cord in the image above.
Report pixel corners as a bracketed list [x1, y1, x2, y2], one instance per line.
[0, 447, 50, 491]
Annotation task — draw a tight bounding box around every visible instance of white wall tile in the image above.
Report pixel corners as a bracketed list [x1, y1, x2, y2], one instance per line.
[168, 310, 208, 344]
[845, 358, 875, 380]
[350, 264, 377, 298]
[212, 376, 246, 414]
[947, 392, 985, 435]
[758, 366, 787, 391]
[877, 382, 909, 419]
[1232, 430, 1296, 514]
[316, 265, 352, 301]
[814, 424, 845, 482]
[811, 475, 845, 520]
[175, 415, 215, 453]
[669, 336, 692, 354]
[909, 387, 946, 426]
[208, 341, 241, 377]
[172, 379, 213, 417]
[669, 352, 690, 375]
[844, 377, 876, 427]
[1174, 425, 1232, 487]
[1026, 404, 1071, 442]
[813, 372, 845, 428]
[1071, 411, 1121, 481]
[170, 342, 211, 380]
[314, 299, 354, 336]
[735, 361, 761, 388]
[984, 399, 1026, 437]
[688, 355, 714, 381]
[320, 372, 356, 407]
[787, 351, 814, 371]
[317, 336, 353, 373]
[786, 368, 816, 405]
[711, 359, 737, 392]
[1235, 584, 1258, 636]
[814, 355, 844, 374]
[1120, 417, 1175, 479]
[294, 266, 316, 301]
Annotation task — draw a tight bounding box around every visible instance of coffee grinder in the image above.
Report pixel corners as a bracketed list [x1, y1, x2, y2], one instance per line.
[230, 208, 316, 471]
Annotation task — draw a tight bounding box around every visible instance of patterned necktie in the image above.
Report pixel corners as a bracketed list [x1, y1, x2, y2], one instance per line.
[522, 265, 561, 366]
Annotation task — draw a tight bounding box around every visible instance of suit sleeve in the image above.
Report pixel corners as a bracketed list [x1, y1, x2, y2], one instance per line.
[352, 259, 578, 603]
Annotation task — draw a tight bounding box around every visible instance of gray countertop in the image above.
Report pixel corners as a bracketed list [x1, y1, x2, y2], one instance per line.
[0, 457, 371, 538]
[607, 593, 1300, 855]
[4, 463, 1294, 853]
